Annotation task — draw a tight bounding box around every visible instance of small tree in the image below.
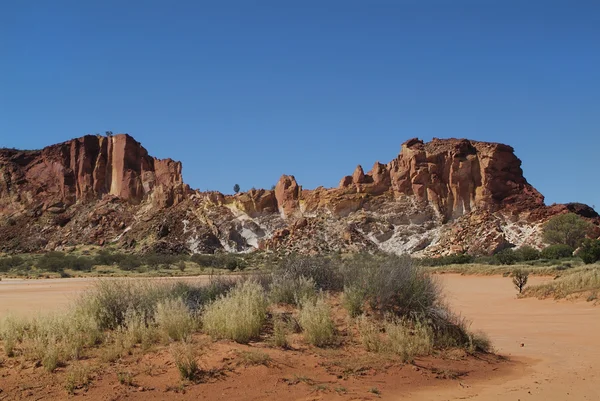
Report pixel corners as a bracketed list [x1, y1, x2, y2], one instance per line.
[543, 213, 593, 249]
[233, 184, 240, 194]
[512, 269, 529, 294]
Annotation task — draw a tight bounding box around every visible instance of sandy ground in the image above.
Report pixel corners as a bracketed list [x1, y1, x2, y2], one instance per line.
[0, 274, 599, 400]
[410, 274, 600, 401]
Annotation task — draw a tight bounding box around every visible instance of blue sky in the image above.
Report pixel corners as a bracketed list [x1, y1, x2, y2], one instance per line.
[1, 1, 598, 208]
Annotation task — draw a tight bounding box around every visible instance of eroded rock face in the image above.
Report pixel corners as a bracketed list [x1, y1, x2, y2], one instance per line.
[0, 135, 596, 256]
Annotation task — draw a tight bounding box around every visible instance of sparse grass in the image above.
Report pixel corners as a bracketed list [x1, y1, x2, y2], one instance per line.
[271, 315, 289, 348]
[64, 363, 91, 394]
[234, 349, 271, 366]
[334, 386, 347, 394]
[369, 386, 381, 395]
[117, 370, 135, 386]
[170, 341, 200, 381]
[522, 266, 600, 299]
[283, 374, 314, 385]
[202, 280, 268, 343]
[298, 295, 336, 347]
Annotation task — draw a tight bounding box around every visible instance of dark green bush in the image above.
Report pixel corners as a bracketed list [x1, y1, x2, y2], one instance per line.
[514, 246, 541, 261]
[418, 253, 474, 266]
[117, 255, 142, 271]
[190, 253, 247, 271]
[0, 256, 25, 272]
[494, 248, 519, 265]
[578, 239, 600, 264]
[36, 252, 94, 272]
[540, 244, 574, 260]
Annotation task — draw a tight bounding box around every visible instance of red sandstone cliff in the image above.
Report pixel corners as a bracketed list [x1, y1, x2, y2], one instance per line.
[0, 134, 187, 216]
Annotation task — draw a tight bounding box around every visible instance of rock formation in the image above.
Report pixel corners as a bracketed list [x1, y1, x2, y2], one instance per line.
[0, 134, 596, 255]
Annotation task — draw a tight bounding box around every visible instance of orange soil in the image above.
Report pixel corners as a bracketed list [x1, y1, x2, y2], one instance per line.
[0, 274, 598, 400]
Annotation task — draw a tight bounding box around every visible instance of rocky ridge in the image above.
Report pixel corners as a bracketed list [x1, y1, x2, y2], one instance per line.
[0, 134, 597, 255]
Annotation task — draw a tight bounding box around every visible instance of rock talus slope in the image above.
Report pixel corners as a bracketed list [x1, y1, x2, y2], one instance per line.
[0, 134, 596, 255]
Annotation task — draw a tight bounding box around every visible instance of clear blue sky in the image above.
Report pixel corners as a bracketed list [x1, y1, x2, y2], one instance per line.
[1, 1, 598, 208]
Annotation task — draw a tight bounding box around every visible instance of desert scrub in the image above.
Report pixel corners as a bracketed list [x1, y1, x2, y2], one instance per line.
[342, 285, 366, 317]
[298, 295, 336, 347]
[269, 272, 316, 305]
[202, 280, 268, 343]
[523, 267, 600, 299]
[155, 298, 197, 342]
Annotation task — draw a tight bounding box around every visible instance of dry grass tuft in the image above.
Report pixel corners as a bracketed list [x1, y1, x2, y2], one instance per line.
[202, 280, 268, 343]
[298, 295, 336, 347]
[523, 267, 600, 299]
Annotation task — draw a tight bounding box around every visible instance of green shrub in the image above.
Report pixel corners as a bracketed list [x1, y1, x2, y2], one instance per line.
[578, 239, 600, 264]
[298, 296, 336, 347]
[541, 244, 574, 260]
[201, 280, 267, 343]
[543, 213, 592, 248]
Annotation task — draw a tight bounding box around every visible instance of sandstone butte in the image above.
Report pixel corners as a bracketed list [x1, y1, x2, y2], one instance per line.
[0, 134, 597, 255]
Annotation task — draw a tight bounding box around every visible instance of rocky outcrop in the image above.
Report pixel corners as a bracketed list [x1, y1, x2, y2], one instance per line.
[0, 134, 597, 256]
